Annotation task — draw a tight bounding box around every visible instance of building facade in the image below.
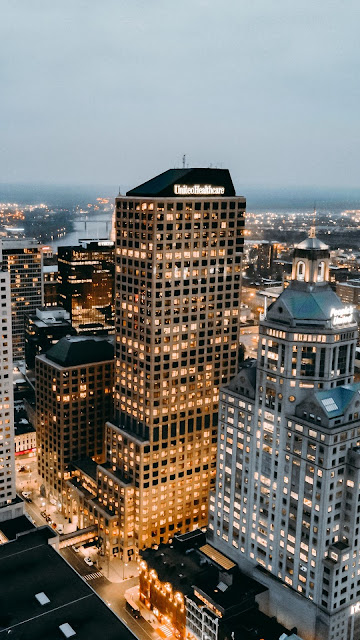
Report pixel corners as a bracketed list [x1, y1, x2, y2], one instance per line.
[58, 240, 115, 334]
[65, 168, 245, 561]
[139, 530, 294, 640]
[36, 336, 114, 505]
[111, 168, 244, 557]
[0, 239, 43, 361]
[209, 231, 360, 640]
[0, 248, 23, 522]
[25, 306, 76, 369]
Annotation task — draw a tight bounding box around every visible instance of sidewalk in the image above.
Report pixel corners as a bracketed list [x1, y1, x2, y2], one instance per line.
[101, 556, 139, 582]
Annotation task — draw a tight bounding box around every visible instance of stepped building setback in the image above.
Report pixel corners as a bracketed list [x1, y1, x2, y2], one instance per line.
[67, 168, 245, 560]
[209, 230, 360, 640]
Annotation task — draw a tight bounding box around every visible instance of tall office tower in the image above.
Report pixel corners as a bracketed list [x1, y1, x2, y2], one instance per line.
[0, 239, 43, 361]
[58, 240, 115, 334]
[209, 231, 360, 640]
[105, 168, 245, 559]
[0, 247, 23, 522]
[36, 336, 114, 505]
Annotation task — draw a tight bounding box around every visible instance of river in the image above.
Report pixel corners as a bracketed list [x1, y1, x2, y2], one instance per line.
[49, 211, 114, 252]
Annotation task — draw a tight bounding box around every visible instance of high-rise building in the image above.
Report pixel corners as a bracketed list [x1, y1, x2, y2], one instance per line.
[58, 240, 115, 334]
[24, 306, 76, 369]
[0, 238, 43, 361]
[209, 230, 360, 640]
[36, 336, 114, 504]
[0, 246, 23, 522]
[104, 168, 244, 558]
[66, 168, 245, 561]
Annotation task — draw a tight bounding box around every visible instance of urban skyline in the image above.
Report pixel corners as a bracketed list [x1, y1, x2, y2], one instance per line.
[0, 170, 359, 640]
[1, 2, 359, 638]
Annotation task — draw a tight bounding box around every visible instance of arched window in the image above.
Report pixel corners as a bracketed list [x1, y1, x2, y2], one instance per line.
[317, 261, 325, 282]
[297, 261, 305, 281]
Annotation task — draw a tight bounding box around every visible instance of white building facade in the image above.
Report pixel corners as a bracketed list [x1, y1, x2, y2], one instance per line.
[209, 232, 360, 640]
[0, 248, 23, 522]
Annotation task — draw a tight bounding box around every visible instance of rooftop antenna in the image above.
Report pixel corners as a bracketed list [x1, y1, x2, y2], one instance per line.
[182, 154, 186, 169]
[309, 203, 316, 238]
[118, 185, 121, 195]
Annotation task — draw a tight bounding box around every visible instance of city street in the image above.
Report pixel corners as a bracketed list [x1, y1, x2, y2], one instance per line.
[60, 546, 156, 640]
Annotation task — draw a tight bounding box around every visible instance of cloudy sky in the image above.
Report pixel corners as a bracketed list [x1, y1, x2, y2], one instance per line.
[1, 0, 359, 189]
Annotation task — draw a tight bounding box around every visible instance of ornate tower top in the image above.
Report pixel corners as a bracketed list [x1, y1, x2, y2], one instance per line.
[291, 230, 330, 285]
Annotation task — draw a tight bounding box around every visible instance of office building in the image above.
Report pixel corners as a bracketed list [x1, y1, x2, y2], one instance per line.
[43, 260, 59, 306]
[58, 240, 115, 334]
[113, 168, 244, 552]
[0, 238, 43, 361]
[209, 230, 360, 640]
[0, 526, 138, 640]
[25, 306, 76, 369]
[36, 336, 114, 504]
[66, 168, 244, 561]
[336, 279, 360, 309]
[0, 249, 23, 523]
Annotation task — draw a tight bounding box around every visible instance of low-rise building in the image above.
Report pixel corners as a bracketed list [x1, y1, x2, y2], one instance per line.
[14, 419, 36, 456]
[139, 530, 298, 640]
[0, 526, 137, 640]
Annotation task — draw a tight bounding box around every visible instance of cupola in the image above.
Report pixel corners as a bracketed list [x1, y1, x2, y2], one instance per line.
[291, 227, 330, 285]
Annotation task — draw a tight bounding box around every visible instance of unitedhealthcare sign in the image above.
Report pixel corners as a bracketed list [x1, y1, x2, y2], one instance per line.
[173, 184, 225, 196]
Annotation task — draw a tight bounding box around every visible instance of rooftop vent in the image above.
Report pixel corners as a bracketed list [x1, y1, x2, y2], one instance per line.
[217, 581, 228, 592]
[59, 623, 76, 638]
[35, 592, 50, 606]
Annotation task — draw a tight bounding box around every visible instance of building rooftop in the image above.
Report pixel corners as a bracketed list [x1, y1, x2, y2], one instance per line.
[221, 607, 292, 640]
[312, 383, 360, 419]
[126, 168, 237, 197]
[43, 336, 114, 367]
[0, 515, 35, 542]
[72, 458, 98, 481]
[267, 283, 351, 324]
[14, 420, 35, 436]
[0, 528, 137, 640]
[296, 236, 328, 251]
[199, 544, 236, 571]
[193, 567, 266, 613]
[141, 537, 209, 597]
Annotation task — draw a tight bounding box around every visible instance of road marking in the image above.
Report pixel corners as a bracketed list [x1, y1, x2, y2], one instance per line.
[84, 571, 103, 581]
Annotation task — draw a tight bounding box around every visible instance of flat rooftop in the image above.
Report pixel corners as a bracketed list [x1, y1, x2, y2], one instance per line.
[0, 528, 137, 640]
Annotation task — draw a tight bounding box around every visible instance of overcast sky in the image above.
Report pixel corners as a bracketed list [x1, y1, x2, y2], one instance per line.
[1, 0, 359, 189]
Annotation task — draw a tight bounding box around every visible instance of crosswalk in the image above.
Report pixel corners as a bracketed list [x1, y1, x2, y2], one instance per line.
[84, 571, 103, 581]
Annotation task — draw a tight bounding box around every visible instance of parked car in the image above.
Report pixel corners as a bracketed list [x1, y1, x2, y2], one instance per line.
[84, 557, 94, 567]
[73, 546, 80, 553]
[40, 511, 47, 519]
[57, 524, 64, 534]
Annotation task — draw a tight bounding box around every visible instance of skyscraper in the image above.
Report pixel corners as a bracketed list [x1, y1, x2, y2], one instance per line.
[58, 240, 115, 334]
[107, 168, 245, 558]
[209, 231, 360, 640]
[0, 239, 43, 361]
[0, 245, 23, 522]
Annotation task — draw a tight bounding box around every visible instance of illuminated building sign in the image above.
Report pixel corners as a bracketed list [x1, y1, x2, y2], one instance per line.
[351, 601, 360, 615]
[330, 306, 354, 327]
[174, 184, 225, 196]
